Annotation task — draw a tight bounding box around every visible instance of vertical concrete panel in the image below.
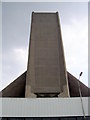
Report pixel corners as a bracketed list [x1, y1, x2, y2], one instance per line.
[25, 12, 69, 97]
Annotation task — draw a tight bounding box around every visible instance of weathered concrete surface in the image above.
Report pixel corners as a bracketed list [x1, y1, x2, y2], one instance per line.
[25, 12, 69, 97]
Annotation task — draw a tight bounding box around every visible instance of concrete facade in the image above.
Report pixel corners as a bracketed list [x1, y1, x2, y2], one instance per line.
[25, 12, 69, 97]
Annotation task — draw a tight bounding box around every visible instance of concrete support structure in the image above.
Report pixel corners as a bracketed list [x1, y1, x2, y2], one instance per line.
[25, 12, 70, 98]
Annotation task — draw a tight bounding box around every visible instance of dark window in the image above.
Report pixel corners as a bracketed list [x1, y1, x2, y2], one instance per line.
[0, 117, 90, 120]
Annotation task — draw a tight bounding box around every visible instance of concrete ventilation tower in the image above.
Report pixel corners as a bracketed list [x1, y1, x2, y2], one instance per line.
[25, 12, 70, 98]
[1, 12, 90, 98]
[0, 11, 90, 119]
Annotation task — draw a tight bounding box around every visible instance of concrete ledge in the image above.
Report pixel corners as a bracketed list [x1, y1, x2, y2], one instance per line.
[0, 97, 89, 117]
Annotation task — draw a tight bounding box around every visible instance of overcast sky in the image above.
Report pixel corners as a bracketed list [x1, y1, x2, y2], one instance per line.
[1, 2, 88, 91]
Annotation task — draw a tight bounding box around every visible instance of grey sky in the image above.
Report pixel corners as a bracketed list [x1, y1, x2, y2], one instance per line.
[1, 2, 88, 90]
[1, 0, 89, 2]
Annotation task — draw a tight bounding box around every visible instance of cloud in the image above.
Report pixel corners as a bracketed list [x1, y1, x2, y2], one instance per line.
[61, 16, 88, 86]
[1, 47, 28, 91]
[13, 48, 28, 66]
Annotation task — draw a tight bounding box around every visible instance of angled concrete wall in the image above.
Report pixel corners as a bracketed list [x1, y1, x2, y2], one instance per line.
[67, 72, 90, 97]
[0, 72, 26, 97]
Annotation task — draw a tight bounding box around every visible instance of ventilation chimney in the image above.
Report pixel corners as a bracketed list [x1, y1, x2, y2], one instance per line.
[25, 12, 70, 98]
